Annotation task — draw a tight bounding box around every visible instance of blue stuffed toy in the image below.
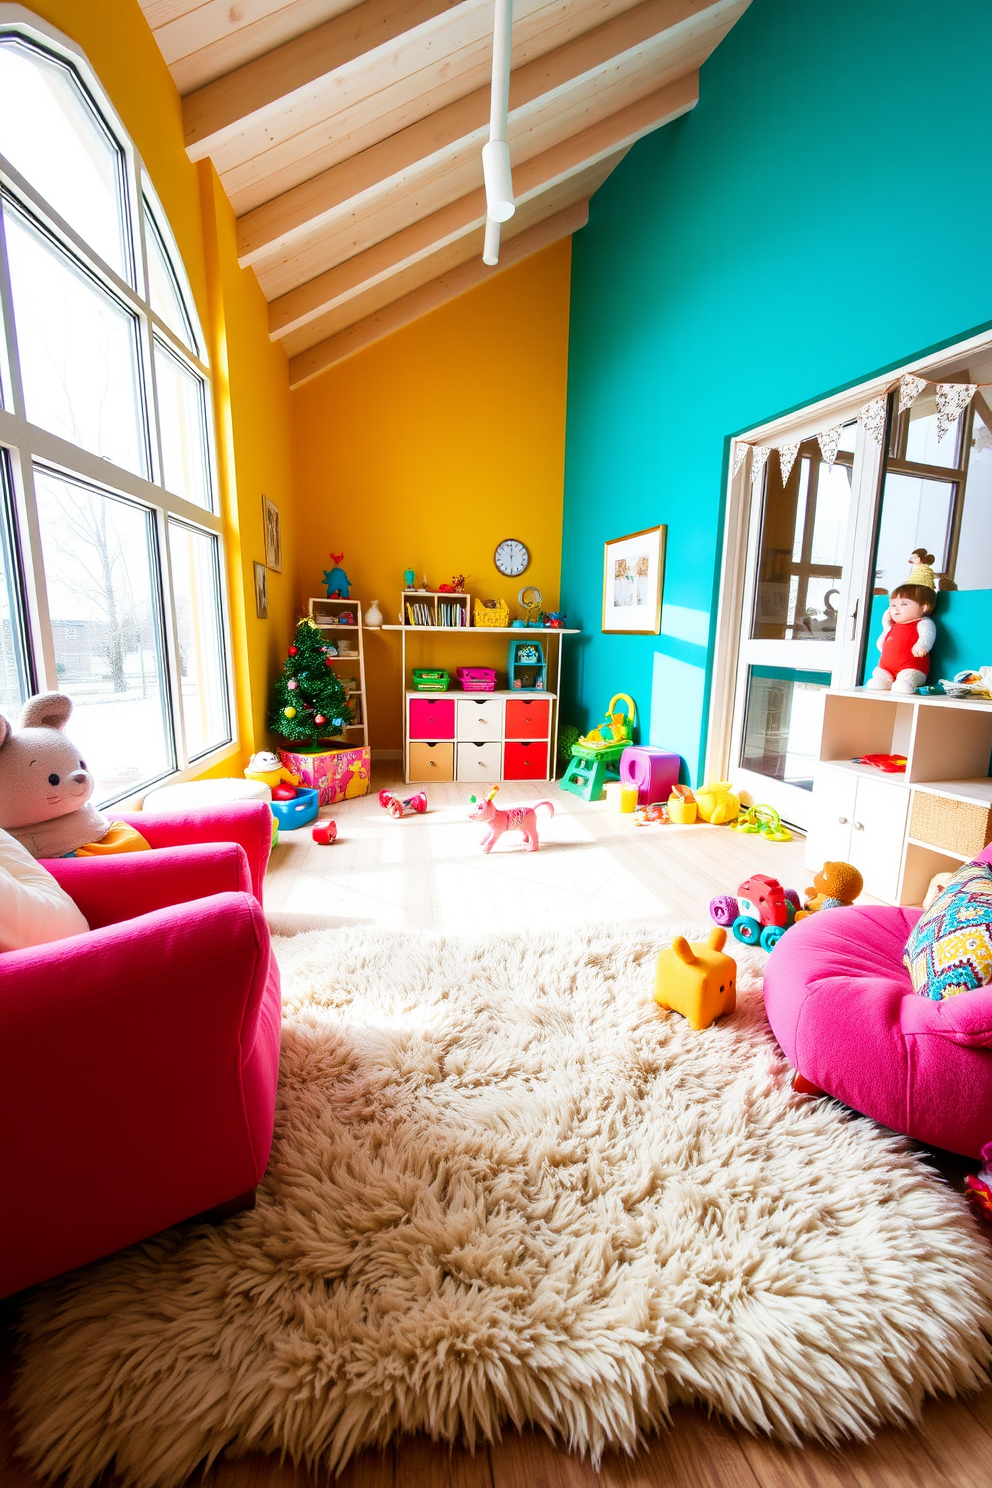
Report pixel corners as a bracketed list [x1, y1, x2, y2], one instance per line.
[322, 552, 350, 598]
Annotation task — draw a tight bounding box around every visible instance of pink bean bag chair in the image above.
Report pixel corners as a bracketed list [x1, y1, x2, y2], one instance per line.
[764, 845, 992, 1159]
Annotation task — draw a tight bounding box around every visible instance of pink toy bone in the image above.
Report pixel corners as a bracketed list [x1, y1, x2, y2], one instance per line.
[468, 785, 554, 853]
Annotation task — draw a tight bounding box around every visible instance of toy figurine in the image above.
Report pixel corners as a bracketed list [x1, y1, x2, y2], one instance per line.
[245, 750, 300, 793]
[322, 552, 350, 599]
[867, 553, 937, 694]
[378, 789, 428, 820]
[793, 861, 863, 918]
[654, 928, 737, 1031]
[312, 819, 338, 844]
[404, 568, 415, 588]
[468, 785, 554, 853]
[437, 575, 466, 593]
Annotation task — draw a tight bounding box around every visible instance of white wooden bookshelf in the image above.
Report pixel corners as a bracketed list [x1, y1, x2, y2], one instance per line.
[805, 687, 992, 905]
[308, 596, 369, 748]
[382, 616, 580, 782]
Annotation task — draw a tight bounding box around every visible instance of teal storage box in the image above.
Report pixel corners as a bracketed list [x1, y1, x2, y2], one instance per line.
[269, 786, 319, 830]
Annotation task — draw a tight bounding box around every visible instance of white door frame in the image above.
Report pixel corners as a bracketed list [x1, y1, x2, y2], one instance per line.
[706, 325, 992, 813]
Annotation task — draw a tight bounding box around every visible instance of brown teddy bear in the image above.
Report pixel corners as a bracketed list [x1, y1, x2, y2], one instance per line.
[795, 861, 863, 919]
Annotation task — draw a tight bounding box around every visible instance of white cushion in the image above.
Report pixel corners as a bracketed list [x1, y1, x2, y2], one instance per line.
[0, 827, 88, 951]
[141, 778, 271, 811]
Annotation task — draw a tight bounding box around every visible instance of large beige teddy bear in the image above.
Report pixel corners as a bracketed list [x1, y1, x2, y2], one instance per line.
[0, 693, 109, 858]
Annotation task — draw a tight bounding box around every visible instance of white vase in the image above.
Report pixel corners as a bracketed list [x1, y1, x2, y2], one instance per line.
[364, 599, 383, 629]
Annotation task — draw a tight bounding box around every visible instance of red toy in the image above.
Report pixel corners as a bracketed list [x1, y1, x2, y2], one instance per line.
[272, 782, 297, 801]
[710, 874, 801, 952]
[378, 789, 428, 820]
[311, 820, 338, 844]
[854, 753, 907, 773]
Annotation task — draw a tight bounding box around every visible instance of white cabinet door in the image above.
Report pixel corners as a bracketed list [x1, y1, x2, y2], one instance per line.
[805, 765, 857, 870]
[848, 776, 908, 904]
[456, 740, 503, 782]
[456, 697, 503, 741]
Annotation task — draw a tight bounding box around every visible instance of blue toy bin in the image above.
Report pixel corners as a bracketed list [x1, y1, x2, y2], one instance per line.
[269, 786, 319, 830]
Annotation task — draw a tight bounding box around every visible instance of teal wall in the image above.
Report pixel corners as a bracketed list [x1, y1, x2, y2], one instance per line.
[560, 0, 992, 783]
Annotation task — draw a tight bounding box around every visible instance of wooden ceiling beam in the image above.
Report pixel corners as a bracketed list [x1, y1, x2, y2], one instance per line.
[237, 0, 719, 271]
[142, 0, 359, 96]
[268, 72, 696, 340]
[182, 0, 464, 159]
[287, 199, 588, 386]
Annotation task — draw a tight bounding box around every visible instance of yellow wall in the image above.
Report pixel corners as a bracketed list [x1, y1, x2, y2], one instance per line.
[23, 0, 298, 763]
[290, 241, 572, 753]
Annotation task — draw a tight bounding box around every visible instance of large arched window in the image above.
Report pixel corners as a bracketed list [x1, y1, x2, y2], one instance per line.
[0, 14, 232, 803]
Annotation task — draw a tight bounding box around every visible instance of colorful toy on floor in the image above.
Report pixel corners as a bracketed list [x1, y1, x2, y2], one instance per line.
[667, 784, 697, 824]
[733, 804, 792, 841]
[694, 781, 741, 825]
[468, 785, 553, 853]
[710, 874, 801, 951]
[311, 819, 338, 844]
[794, 861, 863, 918]
[654, 927, 737, 1031]
[322, 552, 350, 599]
[560, 695, 637, 802]
[379, 788, 428, 819]
[634, 801, 670, 824]
[619, 745, 679, 805]
[578, 694, 636, 750]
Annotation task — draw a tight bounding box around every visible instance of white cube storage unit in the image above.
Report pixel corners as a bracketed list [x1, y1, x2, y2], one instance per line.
[406, 690, 555, 783]
[805, 688, 992, 905]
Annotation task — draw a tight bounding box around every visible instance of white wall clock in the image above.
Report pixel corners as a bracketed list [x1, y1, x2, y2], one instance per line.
[494, 538, 529, 577]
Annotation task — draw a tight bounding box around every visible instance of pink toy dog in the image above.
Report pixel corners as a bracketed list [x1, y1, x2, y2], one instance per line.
[468, 786, 554, 852]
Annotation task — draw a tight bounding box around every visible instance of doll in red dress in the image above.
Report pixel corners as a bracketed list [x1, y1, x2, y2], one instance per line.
[867, 552, 937, 694]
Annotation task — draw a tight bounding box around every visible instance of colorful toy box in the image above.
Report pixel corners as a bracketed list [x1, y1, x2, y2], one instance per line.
[277, 745, 370, 805]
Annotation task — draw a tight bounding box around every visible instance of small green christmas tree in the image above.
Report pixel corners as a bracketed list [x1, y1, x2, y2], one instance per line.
[269, 617, 354, 746]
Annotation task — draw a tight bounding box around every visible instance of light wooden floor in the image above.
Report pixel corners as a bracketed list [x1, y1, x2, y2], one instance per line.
[4, 771, 990, 1487]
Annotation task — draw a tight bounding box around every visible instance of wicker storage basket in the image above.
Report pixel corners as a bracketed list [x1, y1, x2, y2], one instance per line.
[910, 791, 992, 859]
[473, 599, 509, 627]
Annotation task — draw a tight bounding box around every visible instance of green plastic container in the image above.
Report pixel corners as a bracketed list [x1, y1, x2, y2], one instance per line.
[412, 668, 449, 692]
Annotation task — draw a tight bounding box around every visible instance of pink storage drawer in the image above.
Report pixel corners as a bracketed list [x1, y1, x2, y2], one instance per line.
[456, 667, 496, 693]
[408, 696, 455, 739]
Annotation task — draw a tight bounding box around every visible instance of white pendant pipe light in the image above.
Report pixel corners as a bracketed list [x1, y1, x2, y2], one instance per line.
[482, 0, 514, 265]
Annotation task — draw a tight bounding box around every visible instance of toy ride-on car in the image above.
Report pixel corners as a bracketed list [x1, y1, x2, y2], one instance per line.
[709, 874, 800, 952]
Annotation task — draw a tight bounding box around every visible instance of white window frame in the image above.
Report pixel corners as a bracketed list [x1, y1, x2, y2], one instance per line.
[0, 7, 237, 802]
[706, 324, 992, 787]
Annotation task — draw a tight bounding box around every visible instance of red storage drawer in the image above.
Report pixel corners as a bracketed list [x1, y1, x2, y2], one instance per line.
[504, 741, 549, 780]
[504, 698, 550, 739]
[408, 697, 455, 739]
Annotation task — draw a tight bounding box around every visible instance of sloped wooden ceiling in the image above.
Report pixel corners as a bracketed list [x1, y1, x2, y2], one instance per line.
[142, 0, 751, 383]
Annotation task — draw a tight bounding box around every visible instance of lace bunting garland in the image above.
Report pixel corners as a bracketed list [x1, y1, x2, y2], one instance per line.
[749, 445, 771, 487]
[777, 441, 801, 485]
[731, 440, 749, 478]
[857, 395, 887, 445]
[935, 383, 977, 442]
[898, 374, 927, 414]
[816, 426, 842, 467]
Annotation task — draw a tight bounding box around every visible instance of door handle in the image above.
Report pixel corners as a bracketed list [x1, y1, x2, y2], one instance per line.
[853, 821, 864, 830]
[838, 816, 848, 824]
[849, 597, 860, 642]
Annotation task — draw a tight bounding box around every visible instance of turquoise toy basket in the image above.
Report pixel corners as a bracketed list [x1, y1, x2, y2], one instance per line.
[269, 786, 319, 830]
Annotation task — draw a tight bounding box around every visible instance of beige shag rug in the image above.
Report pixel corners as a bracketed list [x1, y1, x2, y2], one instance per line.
[13, 923, 992, 1487]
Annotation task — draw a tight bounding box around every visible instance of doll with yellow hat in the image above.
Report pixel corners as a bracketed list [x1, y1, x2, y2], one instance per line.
[867, 549, 938, 695]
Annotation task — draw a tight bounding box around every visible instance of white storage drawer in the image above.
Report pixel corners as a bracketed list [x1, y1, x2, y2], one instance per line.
[806, 763, 908, 903]
[456, 697, 503, 741]
[456, 740, 502, 782]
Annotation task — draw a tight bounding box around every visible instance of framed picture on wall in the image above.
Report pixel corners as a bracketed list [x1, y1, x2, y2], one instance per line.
[253, 561, 268, 619]
[602, 525, 666, 633]
[263, 495, 282, 572]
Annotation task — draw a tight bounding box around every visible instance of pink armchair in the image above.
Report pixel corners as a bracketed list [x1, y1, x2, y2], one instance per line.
[0, 805, 281, 1299]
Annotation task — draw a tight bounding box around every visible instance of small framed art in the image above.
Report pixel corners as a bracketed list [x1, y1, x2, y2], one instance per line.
[253, 561, 268, 619]
[602, 525, 666, 634]
[263, 495, 282, 572]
